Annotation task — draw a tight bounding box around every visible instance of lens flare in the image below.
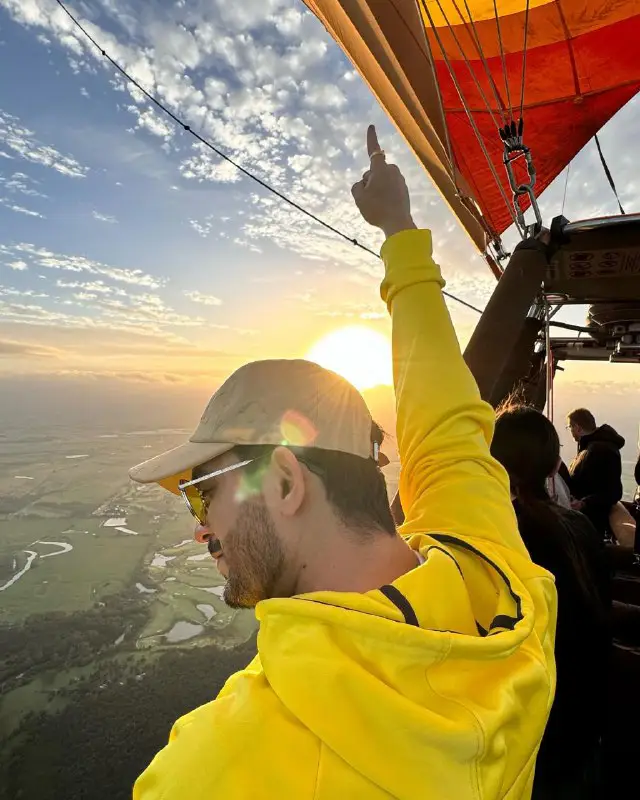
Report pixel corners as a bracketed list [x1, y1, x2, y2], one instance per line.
[280, 409, 317, 447]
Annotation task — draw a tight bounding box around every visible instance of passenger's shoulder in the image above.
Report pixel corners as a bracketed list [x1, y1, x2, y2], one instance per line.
[135, 669, 320, 798]
[587, 440, 619, 456]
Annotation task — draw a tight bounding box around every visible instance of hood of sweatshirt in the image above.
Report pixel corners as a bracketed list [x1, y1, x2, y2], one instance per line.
[579, 423, 625, 452]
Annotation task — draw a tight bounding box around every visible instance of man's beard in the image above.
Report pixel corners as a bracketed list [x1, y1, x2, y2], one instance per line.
[222, 496, 286, 609]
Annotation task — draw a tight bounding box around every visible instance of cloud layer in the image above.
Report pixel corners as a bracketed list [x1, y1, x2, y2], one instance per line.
[0, 0, 638, 393]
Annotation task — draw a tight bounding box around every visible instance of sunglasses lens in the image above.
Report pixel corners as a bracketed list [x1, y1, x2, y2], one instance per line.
[179, 482, 206, 524]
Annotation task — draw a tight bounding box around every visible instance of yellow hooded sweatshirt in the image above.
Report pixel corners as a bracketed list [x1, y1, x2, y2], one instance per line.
[134, 230, 557, 800]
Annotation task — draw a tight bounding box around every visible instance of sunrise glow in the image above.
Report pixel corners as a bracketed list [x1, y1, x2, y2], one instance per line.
[306, 326, 392, 391]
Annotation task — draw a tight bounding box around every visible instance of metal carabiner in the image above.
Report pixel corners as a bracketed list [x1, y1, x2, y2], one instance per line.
[514, 184, 543, 234]
[500, 120, 543, 237]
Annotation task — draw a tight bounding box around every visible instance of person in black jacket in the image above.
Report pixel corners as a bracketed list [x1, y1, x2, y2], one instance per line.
[492, 403, 611, 800]
[567, 408, 625, 538]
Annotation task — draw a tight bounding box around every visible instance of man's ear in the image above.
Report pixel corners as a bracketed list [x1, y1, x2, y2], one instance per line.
[265, 447, 307, 517]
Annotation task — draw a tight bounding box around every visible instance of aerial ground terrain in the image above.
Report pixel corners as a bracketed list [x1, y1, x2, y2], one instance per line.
[0, 424, 263, 799]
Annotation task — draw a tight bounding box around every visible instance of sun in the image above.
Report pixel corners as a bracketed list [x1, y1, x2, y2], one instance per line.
[306, 325, 392, 391]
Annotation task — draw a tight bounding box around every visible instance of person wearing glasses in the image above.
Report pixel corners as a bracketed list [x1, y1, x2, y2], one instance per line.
[130, 127, 556, 800]
[566, 408, 625, 539]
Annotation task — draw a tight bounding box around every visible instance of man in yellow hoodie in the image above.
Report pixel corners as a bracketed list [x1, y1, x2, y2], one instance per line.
[130, 127, 556, 799]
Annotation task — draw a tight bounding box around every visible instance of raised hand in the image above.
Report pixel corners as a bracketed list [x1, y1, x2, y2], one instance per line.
[351, 125, 416, 239]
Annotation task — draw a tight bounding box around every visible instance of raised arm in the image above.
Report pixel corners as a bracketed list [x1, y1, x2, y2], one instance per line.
[352, 127, 525, 556]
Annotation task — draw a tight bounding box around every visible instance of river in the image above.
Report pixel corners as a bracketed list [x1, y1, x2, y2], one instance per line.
[0, 540, 75, 591]
[0, 551, 38, 592]
[37, 541, 74, 559]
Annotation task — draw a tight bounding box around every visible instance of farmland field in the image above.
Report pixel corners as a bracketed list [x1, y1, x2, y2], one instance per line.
[0, 422, 260, 799]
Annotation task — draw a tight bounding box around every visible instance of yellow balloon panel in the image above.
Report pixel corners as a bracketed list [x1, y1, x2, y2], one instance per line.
[421, 0, 552, 30]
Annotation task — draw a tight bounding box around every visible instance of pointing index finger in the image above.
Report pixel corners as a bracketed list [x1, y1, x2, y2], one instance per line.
[367, 124, 385, 166]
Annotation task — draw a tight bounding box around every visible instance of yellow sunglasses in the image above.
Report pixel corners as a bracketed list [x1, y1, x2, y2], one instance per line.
[178, 458, 255, 526]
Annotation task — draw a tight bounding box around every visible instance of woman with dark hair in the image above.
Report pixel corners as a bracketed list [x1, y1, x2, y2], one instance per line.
[491, 403, 611, 799]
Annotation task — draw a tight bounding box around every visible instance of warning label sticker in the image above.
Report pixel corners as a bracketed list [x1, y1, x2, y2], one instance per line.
[556, 250, 640, 279]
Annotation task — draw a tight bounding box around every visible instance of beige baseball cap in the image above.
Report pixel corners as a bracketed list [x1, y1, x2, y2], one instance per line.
[129, 359, 388, 495]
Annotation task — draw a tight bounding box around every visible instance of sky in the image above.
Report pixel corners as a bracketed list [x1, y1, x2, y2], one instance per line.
[0, 0, 638, 455]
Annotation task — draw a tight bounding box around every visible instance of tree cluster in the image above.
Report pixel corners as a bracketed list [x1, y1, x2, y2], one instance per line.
[1, 636, 257, 800]
[0, 588, 149, 694]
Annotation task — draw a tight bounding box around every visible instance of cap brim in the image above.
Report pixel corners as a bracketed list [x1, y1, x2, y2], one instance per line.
[129, 441, 234, 495]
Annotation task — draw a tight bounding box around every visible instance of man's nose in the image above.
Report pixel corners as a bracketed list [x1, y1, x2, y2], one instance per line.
[194, 524, 211, 544]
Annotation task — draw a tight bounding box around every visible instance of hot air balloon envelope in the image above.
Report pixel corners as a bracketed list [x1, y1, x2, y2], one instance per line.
[304, 0, 640, 255]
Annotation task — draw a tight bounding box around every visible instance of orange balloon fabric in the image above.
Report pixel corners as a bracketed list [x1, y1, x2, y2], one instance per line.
[304, 0, 640, 244]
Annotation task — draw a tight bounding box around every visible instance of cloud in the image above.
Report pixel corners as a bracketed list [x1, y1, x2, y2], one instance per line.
[0, 242, 164, 288]
[116, 291, 208, 328]
[92, 210, 118, 223]
[126, 105, 175, 141]
[0, 338, 62, 358]
[289, 291, 388, 321]
[1, 0, 637, 364]
[0, 197, 45, 217]
[0, 234, 246, 346]
[179, 146, 241, 184]
[189, 217, 215, 238]
[0, 0, 387, 254]
[0, 171, 47, 198]
[0, 109, 88, 178]
[0, 293, 204, 338]
[0, 285, 48, 299]
[0, 268, 250, 346]
[184, 290, 223, 306]
[289, 291, 315, 304]
[301, 82, 347, 110]
[56, 278, 125, 295]
[6, 367, 194, 384]
[189, 214, 231, 239]
[0, 0, 431, 296]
